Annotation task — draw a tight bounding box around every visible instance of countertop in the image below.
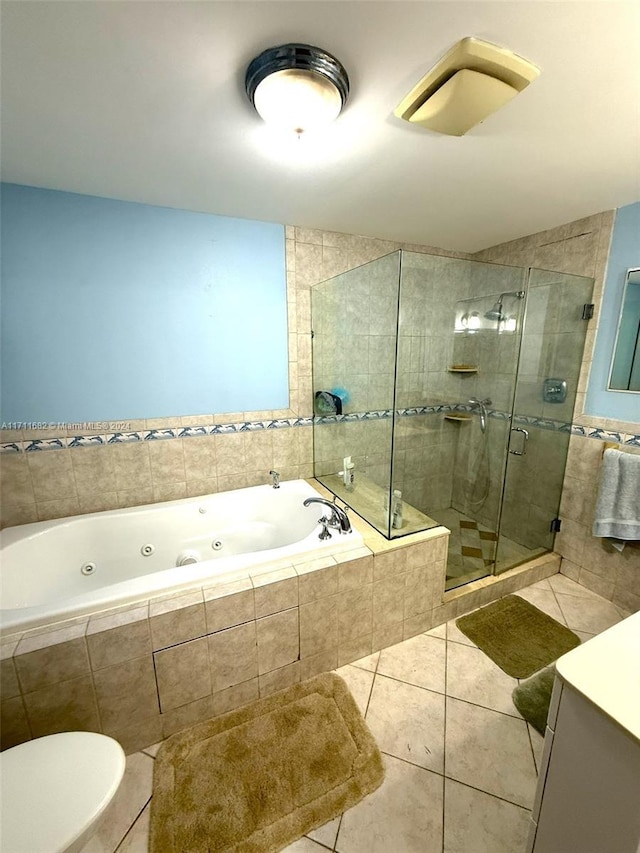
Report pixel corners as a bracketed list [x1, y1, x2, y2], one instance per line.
[555, 610, 640, 743]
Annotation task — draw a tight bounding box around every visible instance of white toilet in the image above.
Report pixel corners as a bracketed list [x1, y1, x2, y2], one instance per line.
[0, 731, 126, 853]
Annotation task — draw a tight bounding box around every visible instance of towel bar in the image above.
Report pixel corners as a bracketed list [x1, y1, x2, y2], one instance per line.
[602, 441, 619, 456]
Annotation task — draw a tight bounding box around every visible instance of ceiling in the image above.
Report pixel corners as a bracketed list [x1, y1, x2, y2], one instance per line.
[2, 1, 639, 253]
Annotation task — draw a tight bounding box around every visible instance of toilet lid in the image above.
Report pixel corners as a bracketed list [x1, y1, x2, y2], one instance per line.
[0, 731, 126, 853]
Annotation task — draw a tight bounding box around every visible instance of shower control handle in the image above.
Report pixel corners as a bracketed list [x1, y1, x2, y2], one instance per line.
[509, 427, 529, 456]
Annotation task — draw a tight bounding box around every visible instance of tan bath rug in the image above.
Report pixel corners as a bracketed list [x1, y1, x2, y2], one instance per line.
[456, 594, 580, 678]
[150, 672, 385, 853]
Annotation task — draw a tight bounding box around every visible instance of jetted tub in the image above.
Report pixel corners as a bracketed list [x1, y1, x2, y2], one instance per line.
[0, 479, 362, 633]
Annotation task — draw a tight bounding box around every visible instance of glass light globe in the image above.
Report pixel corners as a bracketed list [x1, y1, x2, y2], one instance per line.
[253, 69, 343, 135]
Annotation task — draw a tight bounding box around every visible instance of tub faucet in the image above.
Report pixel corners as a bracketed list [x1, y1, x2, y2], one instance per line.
[303, 497, 352, 535]
[269, 470, 280, 489]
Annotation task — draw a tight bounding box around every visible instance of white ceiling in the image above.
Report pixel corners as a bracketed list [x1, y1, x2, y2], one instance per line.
[2, 1, 639, 253]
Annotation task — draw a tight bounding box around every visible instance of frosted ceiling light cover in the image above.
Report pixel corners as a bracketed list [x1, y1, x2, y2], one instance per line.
[246, 43, 349, 135]
[253, 69, 342, 134]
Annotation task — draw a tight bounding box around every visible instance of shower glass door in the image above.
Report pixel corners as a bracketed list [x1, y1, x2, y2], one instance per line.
[395, 252, 527, 586]
[495, 268, 595, 572]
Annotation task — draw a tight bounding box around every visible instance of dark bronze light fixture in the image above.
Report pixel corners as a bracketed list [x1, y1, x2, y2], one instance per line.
[245, 43, 349, 135]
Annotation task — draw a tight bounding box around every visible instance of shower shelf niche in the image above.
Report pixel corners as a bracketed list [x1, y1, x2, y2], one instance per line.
[448, 365, 478, 373]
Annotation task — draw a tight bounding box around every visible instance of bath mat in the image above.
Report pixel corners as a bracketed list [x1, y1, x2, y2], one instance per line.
[149, 672, 385, 853]
[456, 594, 580, 678]
[512, 664, 556, 736]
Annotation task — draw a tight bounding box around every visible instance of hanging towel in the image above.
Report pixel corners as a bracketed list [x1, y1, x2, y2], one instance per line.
[592, 448, 640, 548]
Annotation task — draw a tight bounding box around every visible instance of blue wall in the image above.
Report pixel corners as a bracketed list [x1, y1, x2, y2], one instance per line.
[0, 184, 288, 422]
[586, 201, 640, 422]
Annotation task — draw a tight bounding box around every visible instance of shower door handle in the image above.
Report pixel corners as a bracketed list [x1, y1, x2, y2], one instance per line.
[509, 427, 529, 456]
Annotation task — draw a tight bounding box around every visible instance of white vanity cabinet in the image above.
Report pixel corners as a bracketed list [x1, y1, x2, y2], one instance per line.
[527, 611, 640, 853]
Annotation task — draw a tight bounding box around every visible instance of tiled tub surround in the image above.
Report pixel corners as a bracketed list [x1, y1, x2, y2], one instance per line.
[0, 487, 565, 759]
[0, 479, 365, 633]
[0, 520, 448, 754]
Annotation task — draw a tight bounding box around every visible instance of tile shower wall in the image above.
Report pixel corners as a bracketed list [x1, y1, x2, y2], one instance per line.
[474, 212, 640, 610]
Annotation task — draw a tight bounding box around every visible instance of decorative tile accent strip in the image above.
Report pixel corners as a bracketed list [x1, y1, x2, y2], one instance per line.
[178, 426, 208, 438]
[107, 432, 144, 444]
[0, 443, 21, 454]
[23, 438, 67, 452]
[67, 435, 107, 448]
[5, 409, 638, 453]
[143, 429, 178, 441]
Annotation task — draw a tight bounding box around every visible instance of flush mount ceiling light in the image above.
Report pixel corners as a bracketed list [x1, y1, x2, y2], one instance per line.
[245, 43, 349, 135]
[395, 37, 540, 136]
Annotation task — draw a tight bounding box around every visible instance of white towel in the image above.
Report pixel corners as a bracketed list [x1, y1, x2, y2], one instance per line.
[592, 448, 640, 546]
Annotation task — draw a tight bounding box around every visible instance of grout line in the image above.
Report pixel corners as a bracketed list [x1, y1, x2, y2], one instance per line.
[525, 722, 542, 776]
[374, 670, 523, 722]
[379, 750, 533, 813]
[444, 773, 533, 814]
[332, 814, 344, 852]
[113, 795, 151, 852]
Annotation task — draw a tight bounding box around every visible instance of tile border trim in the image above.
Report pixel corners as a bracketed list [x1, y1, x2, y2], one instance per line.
[2, 408, 638, 453]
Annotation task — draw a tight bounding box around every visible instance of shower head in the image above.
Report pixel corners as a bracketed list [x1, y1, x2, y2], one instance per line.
[484, 290, 525, 322]
[484, 302, 505, 321]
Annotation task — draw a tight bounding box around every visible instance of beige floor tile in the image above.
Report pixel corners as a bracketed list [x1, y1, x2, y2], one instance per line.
[554, 592, 624, 634]
[514, 588, 567, 624]
[528, 578, 551, 591]
[547, 574, 603, 599]
[443, 778, 530, 853]
[426, 623, 447, 639]
[445, 618, 476, 647]
[366, 675, 445, 773]
[349, 651, 380, 672]
[336, 754, 444, 853]
[446, 642, 519, 717]
[445, 697, 537, 809]
[306, 816, 341, 848]
[117, 803, 150, 853]
[377, 634, 446, 693]
[335, 664, 375, 715]
[142, 742, 162, 757]
[79, 753, 153, 853]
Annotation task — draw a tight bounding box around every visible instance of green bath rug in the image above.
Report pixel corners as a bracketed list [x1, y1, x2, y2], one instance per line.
[456, 594, 580, 678]
[512, 664, 557, 735]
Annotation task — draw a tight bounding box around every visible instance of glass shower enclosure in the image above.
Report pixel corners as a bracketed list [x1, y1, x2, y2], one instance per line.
[311, 251, 593, 590]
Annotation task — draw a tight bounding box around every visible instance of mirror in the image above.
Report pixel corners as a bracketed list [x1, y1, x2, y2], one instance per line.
[609, 268, 640, 392]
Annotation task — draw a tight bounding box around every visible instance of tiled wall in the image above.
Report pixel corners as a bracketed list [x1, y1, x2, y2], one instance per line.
[2, 212, 638, 615]
[474, 212, 640, 611]
[0, 537, 449, 753]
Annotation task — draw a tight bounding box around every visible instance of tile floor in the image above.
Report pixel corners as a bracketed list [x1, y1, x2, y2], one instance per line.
[80, 574, 630, 853]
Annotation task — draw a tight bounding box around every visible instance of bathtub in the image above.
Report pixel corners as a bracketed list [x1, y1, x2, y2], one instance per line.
[0, 479, 363, 633]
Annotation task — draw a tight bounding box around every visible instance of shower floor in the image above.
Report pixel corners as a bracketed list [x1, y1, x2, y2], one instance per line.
[430, 508, 543, 590]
